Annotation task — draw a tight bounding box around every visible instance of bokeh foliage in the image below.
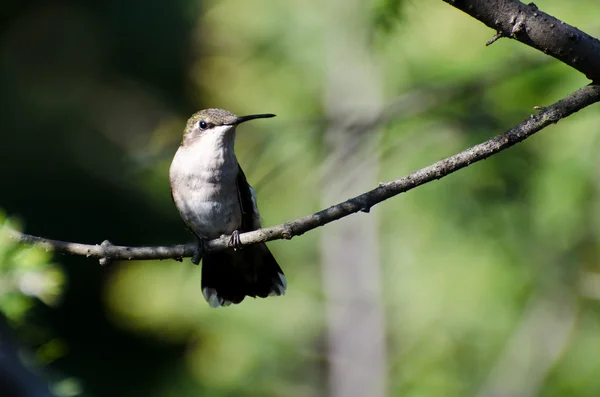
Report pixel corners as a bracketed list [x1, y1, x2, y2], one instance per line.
[2, 0, 600, 396]
[0, 215, 63, 325]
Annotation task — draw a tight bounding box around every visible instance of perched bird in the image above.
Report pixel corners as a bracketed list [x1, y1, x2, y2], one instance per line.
[169, 108, 286, 307]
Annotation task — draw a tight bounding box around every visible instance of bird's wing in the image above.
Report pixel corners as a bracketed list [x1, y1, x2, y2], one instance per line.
[236, 164, 262, 232]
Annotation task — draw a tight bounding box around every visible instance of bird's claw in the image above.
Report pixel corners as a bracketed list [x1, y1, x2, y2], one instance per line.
[191, 238, 206, 265]
[229, 230, 242, 250]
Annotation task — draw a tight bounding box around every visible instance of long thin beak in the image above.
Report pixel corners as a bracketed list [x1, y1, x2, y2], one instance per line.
[226, 113, 276, 126]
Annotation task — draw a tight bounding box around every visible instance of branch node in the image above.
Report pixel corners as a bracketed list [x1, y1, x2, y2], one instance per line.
[99, 240, 113, 266]
[568, 32, 580, 42]
[281, 223, 294, 240]
[314, 213, 325, 226]
[511, 19, 525, 36]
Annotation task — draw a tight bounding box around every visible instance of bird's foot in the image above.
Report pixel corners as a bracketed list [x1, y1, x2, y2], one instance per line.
[191, 237, 206, 265]
[228, 230, 242, 250]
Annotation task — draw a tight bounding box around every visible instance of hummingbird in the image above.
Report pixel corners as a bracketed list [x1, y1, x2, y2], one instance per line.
[169, 108, 286, 308]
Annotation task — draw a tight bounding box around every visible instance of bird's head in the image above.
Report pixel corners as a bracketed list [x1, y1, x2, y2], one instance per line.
[182, 108, 275, 146]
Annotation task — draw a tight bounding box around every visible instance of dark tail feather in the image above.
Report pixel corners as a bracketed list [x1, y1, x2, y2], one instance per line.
[201, 243, 286, 308]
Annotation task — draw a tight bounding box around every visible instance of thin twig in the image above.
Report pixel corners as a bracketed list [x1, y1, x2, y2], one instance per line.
[7, 84, 600, 263]
[486, 31, 504, 46]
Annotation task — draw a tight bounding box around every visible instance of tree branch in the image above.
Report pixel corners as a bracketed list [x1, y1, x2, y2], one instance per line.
[7, 84, 600, 263]
[443, 0, 600, 82]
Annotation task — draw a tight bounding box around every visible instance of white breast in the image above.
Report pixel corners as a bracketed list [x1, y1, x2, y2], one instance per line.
[169, 129, 242, 239]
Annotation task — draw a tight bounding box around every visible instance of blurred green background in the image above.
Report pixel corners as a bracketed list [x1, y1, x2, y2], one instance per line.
[2, 0, 600, 396]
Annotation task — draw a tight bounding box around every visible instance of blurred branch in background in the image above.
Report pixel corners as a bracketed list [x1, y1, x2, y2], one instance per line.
[252, 40, 559, 193]
[322, 0, 386, 395]
[7, 85, 600, 262]
[253, 52, 552, 194]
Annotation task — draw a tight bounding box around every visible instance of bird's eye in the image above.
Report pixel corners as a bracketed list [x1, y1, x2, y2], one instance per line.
[199, 120, 208, 130]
